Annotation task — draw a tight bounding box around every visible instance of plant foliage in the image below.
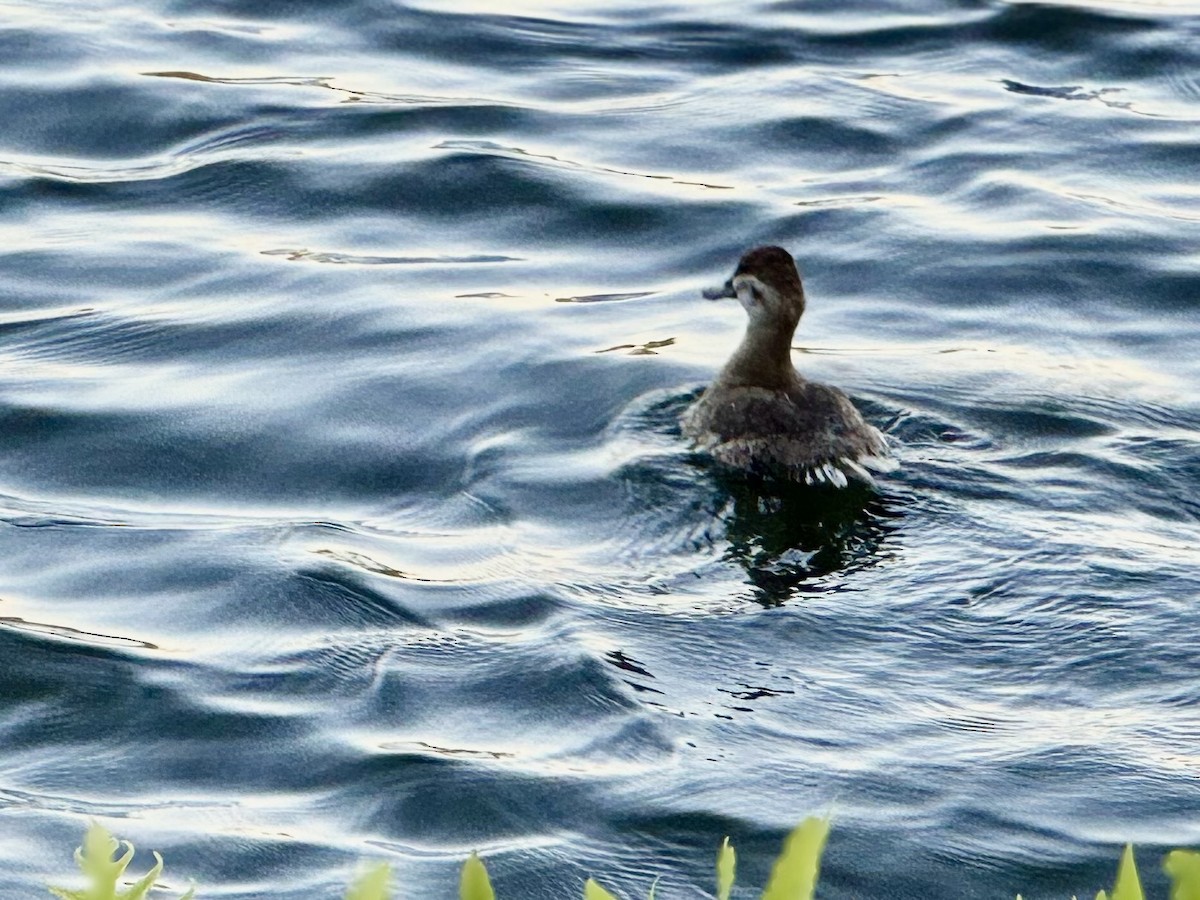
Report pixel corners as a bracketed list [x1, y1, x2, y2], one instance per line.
[48, 823, 194, 900]
[1164, 851, 1200, 900]
[584, 877, 620, 900]
[716, 836, 736, 900]
[460, 852, 495, 900]
[1097, 843, 1145, 900]
[345, 862, 391, 900]
[761, 816, 830, 900]
[47, 820, 1200, 900]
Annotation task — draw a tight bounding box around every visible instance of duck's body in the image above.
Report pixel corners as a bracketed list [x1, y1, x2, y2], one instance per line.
[681, 246, 888, 486]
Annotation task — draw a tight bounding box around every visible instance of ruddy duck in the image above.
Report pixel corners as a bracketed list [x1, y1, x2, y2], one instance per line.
[680, 246, 889, 486]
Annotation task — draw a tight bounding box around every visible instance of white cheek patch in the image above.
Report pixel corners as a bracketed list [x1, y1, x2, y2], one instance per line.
[734, 274, 768, 315]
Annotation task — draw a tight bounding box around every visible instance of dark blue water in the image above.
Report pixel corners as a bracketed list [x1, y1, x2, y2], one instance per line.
[3, 1, 1199, 897]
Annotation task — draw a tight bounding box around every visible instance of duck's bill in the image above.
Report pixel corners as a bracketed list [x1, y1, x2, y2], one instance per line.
[702, 279, 736, 300]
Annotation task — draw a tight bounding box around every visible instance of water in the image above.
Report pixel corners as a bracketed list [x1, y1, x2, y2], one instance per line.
[2, 0, 1199, 897]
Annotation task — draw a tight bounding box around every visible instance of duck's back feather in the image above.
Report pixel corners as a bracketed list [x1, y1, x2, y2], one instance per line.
[681, 379, 887, 483]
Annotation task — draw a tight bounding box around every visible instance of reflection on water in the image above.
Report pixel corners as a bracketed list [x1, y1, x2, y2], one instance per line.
[610, 386, 900, 606]
[0, 615, 158, 650]
[711, 475, 900, 606]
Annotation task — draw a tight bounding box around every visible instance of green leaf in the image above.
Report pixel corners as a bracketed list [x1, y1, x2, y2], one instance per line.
[117, 852, 165, 900]
[760, 817, 830, 900]
[460, 853, 495, 900]
[345, 862, 391, 900]
[83, 823, 131, 889]
[717, 837, 736, 900]
[1110, 844, 1144, 900]
[48, 824, 186, 900]
[1166, 850, 1200, 900]
[585, 877, 619, 900]
[646, 875, 661, 900]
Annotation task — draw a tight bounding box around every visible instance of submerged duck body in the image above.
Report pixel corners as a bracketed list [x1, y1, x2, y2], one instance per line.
[681, 246, 888, 486]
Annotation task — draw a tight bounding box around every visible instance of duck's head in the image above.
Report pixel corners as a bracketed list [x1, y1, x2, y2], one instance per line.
[703, 245, 806, 329]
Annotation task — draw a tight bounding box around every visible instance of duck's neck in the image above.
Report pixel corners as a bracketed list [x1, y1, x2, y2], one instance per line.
[719, 317, 799, 389]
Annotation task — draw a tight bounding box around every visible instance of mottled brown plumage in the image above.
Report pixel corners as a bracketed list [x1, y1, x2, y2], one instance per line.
[681, 246, 888, 485]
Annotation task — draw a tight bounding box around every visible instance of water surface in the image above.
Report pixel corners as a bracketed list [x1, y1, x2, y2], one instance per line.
[2, 1, 1199, 897]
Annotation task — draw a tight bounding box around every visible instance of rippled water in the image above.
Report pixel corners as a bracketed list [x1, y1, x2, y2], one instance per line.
[2, 0, 1199, 897]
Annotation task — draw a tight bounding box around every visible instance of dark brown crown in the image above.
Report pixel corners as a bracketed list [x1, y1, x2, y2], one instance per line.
[734, 246, 803, 292]
[734, 246, 805, 319]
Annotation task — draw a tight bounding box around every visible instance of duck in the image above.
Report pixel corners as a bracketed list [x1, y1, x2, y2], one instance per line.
[680, 245, 889, 486]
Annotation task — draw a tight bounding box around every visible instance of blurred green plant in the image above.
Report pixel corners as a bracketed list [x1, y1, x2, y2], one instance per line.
[345, 862, 391, 900]
[761, 816, 829, 900]
[48, 822, 194, 900]
[459, 852, 495, 900]
[1164, 851, 1200, 900]
[1099, 843, 1145, 900]
[581, 815, 828, 900]
[48, 819, 1200, 900]
[716, 835, 736, 900]
[1015, 840, 1200, 900]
